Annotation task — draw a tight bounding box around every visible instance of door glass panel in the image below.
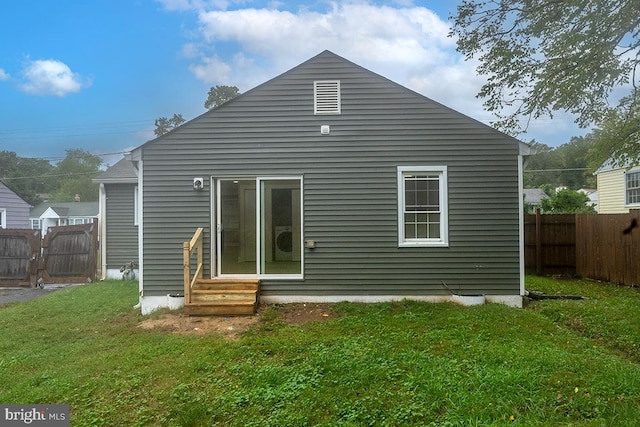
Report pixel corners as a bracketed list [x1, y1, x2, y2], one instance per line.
[261, 179, 301, 274]
[219, 180, 256, 274]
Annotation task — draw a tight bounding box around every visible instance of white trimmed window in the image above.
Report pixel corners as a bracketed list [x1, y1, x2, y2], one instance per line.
[314, 80, 341, 114]
[0, 209, 5, 229]
[398, 166, 448, 247]
[31, 219, 41, 230]
[626, 170, 640, 206]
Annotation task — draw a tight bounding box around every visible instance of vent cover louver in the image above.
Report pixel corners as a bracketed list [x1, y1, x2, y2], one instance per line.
[314, 80, 341, 114]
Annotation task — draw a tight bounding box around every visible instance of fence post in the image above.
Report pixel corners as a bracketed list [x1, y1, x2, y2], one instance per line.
[536, 208, 542, 275]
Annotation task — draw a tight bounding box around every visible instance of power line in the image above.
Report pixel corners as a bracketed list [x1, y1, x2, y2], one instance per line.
[1, 171, 100, 181]
[0, 119, 153, 135]
[524, 168, 591, 173]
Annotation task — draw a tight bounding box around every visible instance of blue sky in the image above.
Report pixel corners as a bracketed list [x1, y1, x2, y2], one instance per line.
[0, 0, 585, 167]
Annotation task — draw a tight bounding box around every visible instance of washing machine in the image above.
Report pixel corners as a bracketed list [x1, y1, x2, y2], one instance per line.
[275, 226, 293, 260]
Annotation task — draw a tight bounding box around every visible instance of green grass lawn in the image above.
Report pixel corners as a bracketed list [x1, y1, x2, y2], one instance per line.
[1, 277, 639, 426]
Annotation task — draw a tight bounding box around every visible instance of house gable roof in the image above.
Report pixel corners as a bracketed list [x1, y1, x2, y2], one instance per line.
[595, 157, 640, 174]
[0, 181, 31, 208]
[130, 50, 528, 157]
[30, 201, 99, 218]
[94, 157, 138, 184]
[523, 188, 549, 205]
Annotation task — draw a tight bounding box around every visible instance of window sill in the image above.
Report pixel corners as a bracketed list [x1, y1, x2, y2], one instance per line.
[399, 241, 449, 248]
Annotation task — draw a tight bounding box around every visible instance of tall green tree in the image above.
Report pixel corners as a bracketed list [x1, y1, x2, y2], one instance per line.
[204, 85, 240, 109]
[153, 86, 241, 137]
[540, 188, 595, 214]
[154, 113, 185, 137]
[0, 151, 55, 205]
[588, 96, 640, 168]
[451, 1, 640, 166]
[523, 141, 561, 188]
[49, 149, 103, 202]
[524, 137, 596, 190]
[554, 136, 597, 189]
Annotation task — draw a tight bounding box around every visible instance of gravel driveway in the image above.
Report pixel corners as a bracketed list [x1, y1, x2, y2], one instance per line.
[0, 284, 81, 307]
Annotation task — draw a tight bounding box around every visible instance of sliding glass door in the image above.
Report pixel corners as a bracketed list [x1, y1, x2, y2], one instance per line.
[217, 177, 301, 277]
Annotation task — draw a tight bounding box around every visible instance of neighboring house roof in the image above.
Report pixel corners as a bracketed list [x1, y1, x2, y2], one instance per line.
[0, 181, 31, 207]
[595, 157, 640, 174]
[0, 181, 31, 206]
[30, 202, 99, 218]
[0, 181, 31, 228]
[45, 207, 69, 218]
[94, 158, 138, 184]
[523, 189, 549, 205]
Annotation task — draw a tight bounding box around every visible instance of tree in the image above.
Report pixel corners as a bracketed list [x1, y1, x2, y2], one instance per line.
[523, 141, 561, 188]
[540, 188, 595, 214]
[451, 1, 640, 166]
[587, 96, 640, 168]
[49, 149, 103, 202]
[0, 151, 54, 205]
[204, 85, 240, 109]
[153, 86, 239, 137]
[552, 135, 596, 189]
[154, 113, 185, 137]
[524, 137, 596, 190]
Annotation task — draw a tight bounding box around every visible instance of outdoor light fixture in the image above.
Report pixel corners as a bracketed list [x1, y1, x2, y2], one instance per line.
[193, 178, 204, 191]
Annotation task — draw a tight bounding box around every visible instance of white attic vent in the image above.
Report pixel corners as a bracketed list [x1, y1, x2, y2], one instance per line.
[314, 80, 341, 114]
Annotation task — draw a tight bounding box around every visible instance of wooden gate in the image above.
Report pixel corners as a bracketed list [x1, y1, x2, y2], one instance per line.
[0, 229, 41, 287]
[0, 221, 98, 287]
[38, 221, 98, 285]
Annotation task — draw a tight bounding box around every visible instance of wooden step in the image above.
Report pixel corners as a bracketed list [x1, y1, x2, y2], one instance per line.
[193, 278, 259, 291]
[190, 293, 256, 303]
[185, 278, 259, 316]
[192, 288, 257, 295]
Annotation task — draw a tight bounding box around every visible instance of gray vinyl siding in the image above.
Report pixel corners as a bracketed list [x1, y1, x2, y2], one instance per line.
[0, 182, 30, 228]
[104, 184, 138, 271]
[139, 51, 522, 297]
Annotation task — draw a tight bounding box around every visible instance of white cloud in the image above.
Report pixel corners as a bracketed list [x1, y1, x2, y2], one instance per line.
[19, 59, 92, 96]
[156, 0, 230, 12]
[0, 69, 9, 81]
[161, 1, 581, 145]
[184, 3, 466, 97]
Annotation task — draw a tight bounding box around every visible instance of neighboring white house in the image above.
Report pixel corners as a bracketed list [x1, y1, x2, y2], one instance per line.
[578, 188, 598, 212]
[523, 188, 550, 213]
[595, 161, 640, 213]
[29, 200, 99, 236]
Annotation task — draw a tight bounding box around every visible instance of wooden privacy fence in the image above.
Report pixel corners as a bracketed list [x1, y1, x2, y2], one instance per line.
[0, 220, 98, 288]
[525, 210, 640, 286]
[576, 212, 640, 286]
[524, 211, 576, 276]
[0, 229, 41, 287]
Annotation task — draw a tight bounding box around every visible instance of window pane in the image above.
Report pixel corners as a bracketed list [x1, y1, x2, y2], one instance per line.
[405, 187, 416, 207]
[405, 223, 415, 239]
[402, 171, 444, 242]
[627, 172, 640, 204]
[220, 179, 256, 274]
[261, 179, 302, 275]
[429, 223, 440, 239]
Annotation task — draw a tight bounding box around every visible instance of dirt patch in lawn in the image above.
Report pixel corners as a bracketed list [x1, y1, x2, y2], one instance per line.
[137, 303, 338, 340]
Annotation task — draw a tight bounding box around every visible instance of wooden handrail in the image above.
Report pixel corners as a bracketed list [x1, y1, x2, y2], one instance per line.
[183, 227, 204, 304]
